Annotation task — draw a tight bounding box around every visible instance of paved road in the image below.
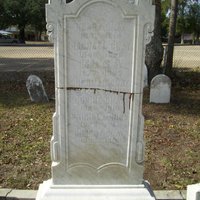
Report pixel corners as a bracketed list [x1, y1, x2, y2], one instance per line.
[0, 44, 199, 72]
[0, 45, 54, 72]
[173, 45, 200, 69]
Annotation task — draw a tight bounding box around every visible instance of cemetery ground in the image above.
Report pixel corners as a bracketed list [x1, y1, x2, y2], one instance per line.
[0, 67, 199, 191]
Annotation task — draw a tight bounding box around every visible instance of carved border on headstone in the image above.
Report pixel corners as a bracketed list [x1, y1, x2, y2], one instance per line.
[63, 1, 137, 173]
[63, 0, 137, 18]
[144, 23, 154, 45]
[46, 23, 55, 42]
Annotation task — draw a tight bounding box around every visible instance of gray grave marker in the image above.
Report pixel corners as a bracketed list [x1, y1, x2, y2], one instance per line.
[26, 75, 48, 103]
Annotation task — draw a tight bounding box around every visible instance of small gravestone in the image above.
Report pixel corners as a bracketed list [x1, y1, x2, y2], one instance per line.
[144, 64, 148, 87]
[150, 74, 171, 103]
[187, 183, 200, 200]
[37, 1, 155, 200]
[26, 75, 48, 103]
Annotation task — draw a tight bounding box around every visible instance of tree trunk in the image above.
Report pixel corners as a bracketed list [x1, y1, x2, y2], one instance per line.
[196, 32, 199, 44]
[19, 27, 25, 43]
[145, 0, 164, 85]
[163, 0, 178, 77]
[38, 30, 43, 41]
[181, 34, 184, 44]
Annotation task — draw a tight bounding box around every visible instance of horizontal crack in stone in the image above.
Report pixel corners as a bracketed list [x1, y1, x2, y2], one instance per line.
[57, 87, 138, 95]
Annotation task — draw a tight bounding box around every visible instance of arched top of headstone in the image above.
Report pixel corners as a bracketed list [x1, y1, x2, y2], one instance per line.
[46, 0, 155, 44]
[48, 0, 153, 6]
[46, 0, 154, 21]
[151, 74, 171, 88]
[26, 75, 43, 88]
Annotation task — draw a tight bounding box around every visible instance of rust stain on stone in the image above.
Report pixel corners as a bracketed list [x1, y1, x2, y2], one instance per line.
[58, 87, 135, 95]
[57, 87, 137, 114]
[123, 93, 126, 114]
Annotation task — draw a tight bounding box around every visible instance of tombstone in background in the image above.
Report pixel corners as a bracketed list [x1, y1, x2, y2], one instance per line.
[150, 74, 171, 104]
[144, 64, 148, 88]
[26, 75, 49, 103]
[36, 1, 155, 200]
[187, 183, 200, 200]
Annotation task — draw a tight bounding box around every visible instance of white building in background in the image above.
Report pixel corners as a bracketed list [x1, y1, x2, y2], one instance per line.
[181, 33, 193, 44]
[2, 26, 48, 41]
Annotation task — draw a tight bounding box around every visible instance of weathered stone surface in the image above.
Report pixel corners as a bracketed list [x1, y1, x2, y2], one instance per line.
[26, 75, 49, 103]
[37, 0, 155, 199]
[150, 74, 171, 103]
[0, 188, 12, 197]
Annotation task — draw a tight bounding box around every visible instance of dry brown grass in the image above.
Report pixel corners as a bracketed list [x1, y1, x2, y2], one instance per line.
[0, 68, 199, 190]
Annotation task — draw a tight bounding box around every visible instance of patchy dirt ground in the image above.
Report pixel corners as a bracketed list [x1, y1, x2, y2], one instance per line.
[0, 68, 199, 190]
[144, 89, 200, 189]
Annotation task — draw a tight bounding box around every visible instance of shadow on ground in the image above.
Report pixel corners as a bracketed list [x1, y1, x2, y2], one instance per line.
[0, 57, 54, 72]
[0, 82, 55, 108]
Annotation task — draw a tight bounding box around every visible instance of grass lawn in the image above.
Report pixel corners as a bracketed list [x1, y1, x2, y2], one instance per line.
[0, 68, 199, 190]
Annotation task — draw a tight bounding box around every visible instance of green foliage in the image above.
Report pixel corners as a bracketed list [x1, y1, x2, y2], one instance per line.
[162, 0, 200, 41]
[29, 0, 47, 32]
[186, 2, 200, 41]
[3, 0, 31, 28]
[0, 0, 48, 41]
[0, 0, 6, 28]
[161, 9, 169, 38]
[176, 0, 189, 35]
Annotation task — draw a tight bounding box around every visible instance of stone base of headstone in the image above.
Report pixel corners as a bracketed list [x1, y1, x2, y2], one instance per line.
[36, 179, 156, 200]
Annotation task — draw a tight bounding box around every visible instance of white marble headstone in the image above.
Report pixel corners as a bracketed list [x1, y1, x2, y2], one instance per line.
[150, 74, 171, 104]
[37, 0, 156, 199]
[187, 183, 200, 200]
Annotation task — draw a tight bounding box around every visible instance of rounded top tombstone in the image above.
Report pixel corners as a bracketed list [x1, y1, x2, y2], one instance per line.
[151, 74, 171, 88]
[150, 74, 171, 104]
[26, 75, 49, 103]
